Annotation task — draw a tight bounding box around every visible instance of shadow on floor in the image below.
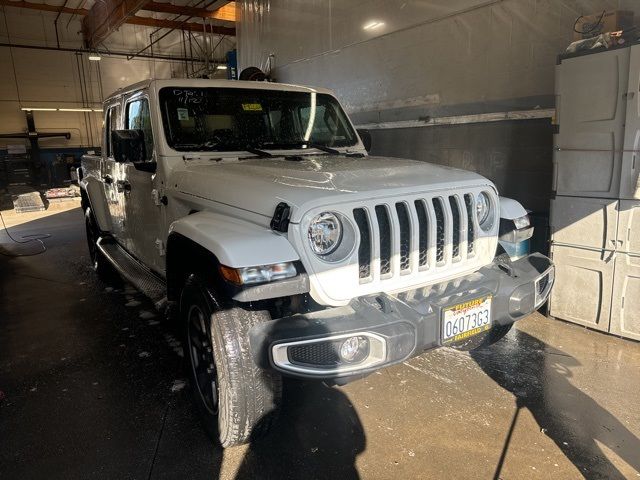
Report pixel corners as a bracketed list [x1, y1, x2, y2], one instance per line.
[232, 379, 365, 480]
[470, 328, 640, 480]
[0, 208, 365, 480]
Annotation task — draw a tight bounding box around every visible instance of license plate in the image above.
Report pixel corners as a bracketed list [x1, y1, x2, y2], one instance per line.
[442, 296, 492, 344]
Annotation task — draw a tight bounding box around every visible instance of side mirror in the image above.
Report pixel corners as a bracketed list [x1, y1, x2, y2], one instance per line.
[112, 129, 146, 163]
[357, 129, 372, 152]
[111, 129, 156, 173]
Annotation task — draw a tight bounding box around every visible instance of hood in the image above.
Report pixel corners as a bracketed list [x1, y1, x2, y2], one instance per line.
[171, 155, 492, 223]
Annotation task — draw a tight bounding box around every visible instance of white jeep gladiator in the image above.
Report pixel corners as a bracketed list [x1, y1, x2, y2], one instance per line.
[79, 79, 554, 447]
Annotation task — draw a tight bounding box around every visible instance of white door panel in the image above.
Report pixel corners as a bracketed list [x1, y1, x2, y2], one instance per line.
[618, 200, 640, 255]
[549, 244, 614, 332]
[554, 48, 629, 198]
[550, 196, 618, 251]
[610, 253, 640, 341]
[621, 44, 640, 199]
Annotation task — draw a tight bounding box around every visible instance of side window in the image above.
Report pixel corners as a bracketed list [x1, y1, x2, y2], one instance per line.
[126, 98, 154, 161]
[105, 106, 118, 157]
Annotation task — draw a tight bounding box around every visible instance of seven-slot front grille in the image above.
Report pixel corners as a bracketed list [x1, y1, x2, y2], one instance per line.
[353, 193, 477, 282]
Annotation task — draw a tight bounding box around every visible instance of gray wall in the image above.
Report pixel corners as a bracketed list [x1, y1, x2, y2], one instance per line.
[237, 0, 640, 214]
[369, 119, 553, 213]
[238, 0, 640, 123]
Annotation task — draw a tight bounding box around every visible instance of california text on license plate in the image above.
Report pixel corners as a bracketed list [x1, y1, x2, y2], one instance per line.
[442, 296, 492, 344]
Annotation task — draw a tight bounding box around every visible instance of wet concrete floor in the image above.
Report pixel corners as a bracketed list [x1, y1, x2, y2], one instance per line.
[1, 207, 639, 480]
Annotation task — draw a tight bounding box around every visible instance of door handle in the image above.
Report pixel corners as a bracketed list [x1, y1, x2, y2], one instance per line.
[116, 180, 131, 193]
[103, 174, 113, 184]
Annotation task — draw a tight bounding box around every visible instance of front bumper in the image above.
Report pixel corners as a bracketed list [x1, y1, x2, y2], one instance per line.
[249, 253, 554, 379]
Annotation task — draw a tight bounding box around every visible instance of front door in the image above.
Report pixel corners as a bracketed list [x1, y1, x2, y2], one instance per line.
[102, 104, 125, 239]
[120, 94, 165, 274]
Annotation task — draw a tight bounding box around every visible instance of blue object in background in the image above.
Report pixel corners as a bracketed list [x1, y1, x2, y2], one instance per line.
[499, 238, 531, 261]
[227, 50, 238, 80]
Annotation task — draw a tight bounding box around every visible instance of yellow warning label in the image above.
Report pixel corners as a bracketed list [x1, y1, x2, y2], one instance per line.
[448, 297, 486, 313]
[242, 103, 263, 111]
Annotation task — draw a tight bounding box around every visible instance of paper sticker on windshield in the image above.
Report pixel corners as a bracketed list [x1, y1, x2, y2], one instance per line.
[242, 103, 263, 112]
[177, 108, 189, 120]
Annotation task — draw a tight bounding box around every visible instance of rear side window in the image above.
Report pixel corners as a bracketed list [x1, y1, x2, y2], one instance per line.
[126, 98, 154, 161]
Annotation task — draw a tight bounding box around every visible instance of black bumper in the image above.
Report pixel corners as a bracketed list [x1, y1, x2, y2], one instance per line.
[249, 253, 554, 379]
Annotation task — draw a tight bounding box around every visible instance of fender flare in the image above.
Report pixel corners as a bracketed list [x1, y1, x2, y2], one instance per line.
[79, 177, 112, 233]
[168, 211, 300, 268]
[499, 196, 528, 220]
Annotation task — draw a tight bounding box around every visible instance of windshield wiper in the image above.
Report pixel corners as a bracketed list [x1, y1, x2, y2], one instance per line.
[244, 146, 273, 158]
[257, 141, 343, 155]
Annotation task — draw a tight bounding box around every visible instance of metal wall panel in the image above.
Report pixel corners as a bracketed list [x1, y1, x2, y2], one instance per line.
[554, 48, 630, 198]
[618, 200, 640, 254]
[549, 244, 614, 332]
[550, 196, 618, 251]
[621, 44, 640, 199]
[609, 252, 640, 341]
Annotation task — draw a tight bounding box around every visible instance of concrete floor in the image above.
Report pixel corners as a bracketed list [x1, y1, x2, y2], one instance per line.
[1, 207, 639, 480]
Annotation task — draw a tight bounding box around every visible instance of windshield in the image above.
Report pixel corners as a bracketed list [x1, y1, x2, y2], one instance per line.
[159, 87, 358, 152]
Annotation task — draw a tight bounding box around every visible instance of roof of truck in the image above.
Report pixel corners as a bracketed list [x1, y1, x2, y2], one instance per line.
[104, 78, 335, 103]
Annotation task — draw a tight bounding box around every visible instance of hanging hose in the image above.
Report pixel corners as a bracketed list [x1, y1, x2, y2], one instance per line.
[0, 209, 50, 257]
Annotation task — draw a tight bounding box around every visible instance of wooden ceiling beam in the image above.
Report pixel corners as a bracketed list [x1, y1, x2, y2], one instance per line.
[141, 1, 235, 21]
[125, 15, 235, 35]
[0, 0, 235, 43]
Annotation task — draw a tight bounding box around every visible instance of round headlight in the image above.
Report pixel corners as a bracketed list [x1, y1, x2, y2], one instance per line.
[308, 212, 343, 255]
[476, 192, 491, 227]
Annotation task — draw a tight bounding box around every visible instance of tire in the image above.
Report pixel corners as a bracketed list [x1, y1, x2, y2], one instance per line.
[181, 275, 282, 448]
[84, 208, 120, 283]
[451, 323, 514, 352]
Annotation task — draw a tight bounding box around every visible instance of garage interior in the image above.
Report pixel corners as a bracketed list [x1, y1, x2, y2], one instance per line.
[1, 1, 640, 479]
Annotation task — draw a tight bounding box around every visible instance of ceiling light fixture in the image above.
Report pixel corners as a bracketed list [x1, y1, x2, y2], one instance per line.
[216, 65, 228, 70]
[88, 54, 101, 61]
[363, 20, 385, 30]
[20, 107, 102, 112]
[59, 108, 94, 112]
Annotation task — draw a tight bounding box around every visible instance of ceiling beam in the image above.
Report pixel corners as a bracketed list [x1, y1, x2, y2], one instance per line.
[141, 1, 235, 21]
[0, 0, 235, 41]
[125, 16, 235, 35]
[82, 0, 149, 48]
[0, 0, 88, 16]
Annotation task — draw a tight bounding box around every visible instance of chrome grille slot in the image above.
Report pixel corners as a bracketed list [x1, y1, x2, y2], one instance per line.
[414, 199, 429, 267]
[432, 198, 446, 264]
[375, 205, 392, 276]
[395, 202, 411, 271]
[353, 208, 372, 280]
[464, 193, 475, 256]
[449, 196, 461, 260]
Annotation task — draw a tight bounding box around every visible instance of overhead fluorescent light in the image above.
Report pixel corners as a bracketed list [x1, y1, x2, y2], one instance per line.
[21, 107, 57, 111]
[21, 106, 103, 112]
[363, 20, 385, 30]
[88, 55, 101, 61]
[216, 65, 228, 70]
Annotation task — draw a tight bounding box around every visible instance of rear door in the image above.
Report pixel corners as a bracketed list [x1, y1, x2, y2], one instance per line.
[120, 93, 165, 274]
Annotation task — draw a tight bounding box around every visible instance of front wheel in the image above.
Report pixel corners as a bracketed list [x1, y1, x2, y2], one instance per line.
[181, 275, 282, 448]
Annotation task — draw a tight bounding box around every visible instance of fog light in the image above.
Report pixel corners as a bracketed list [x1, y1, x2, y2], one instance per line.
[339, 336, 369, 363]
